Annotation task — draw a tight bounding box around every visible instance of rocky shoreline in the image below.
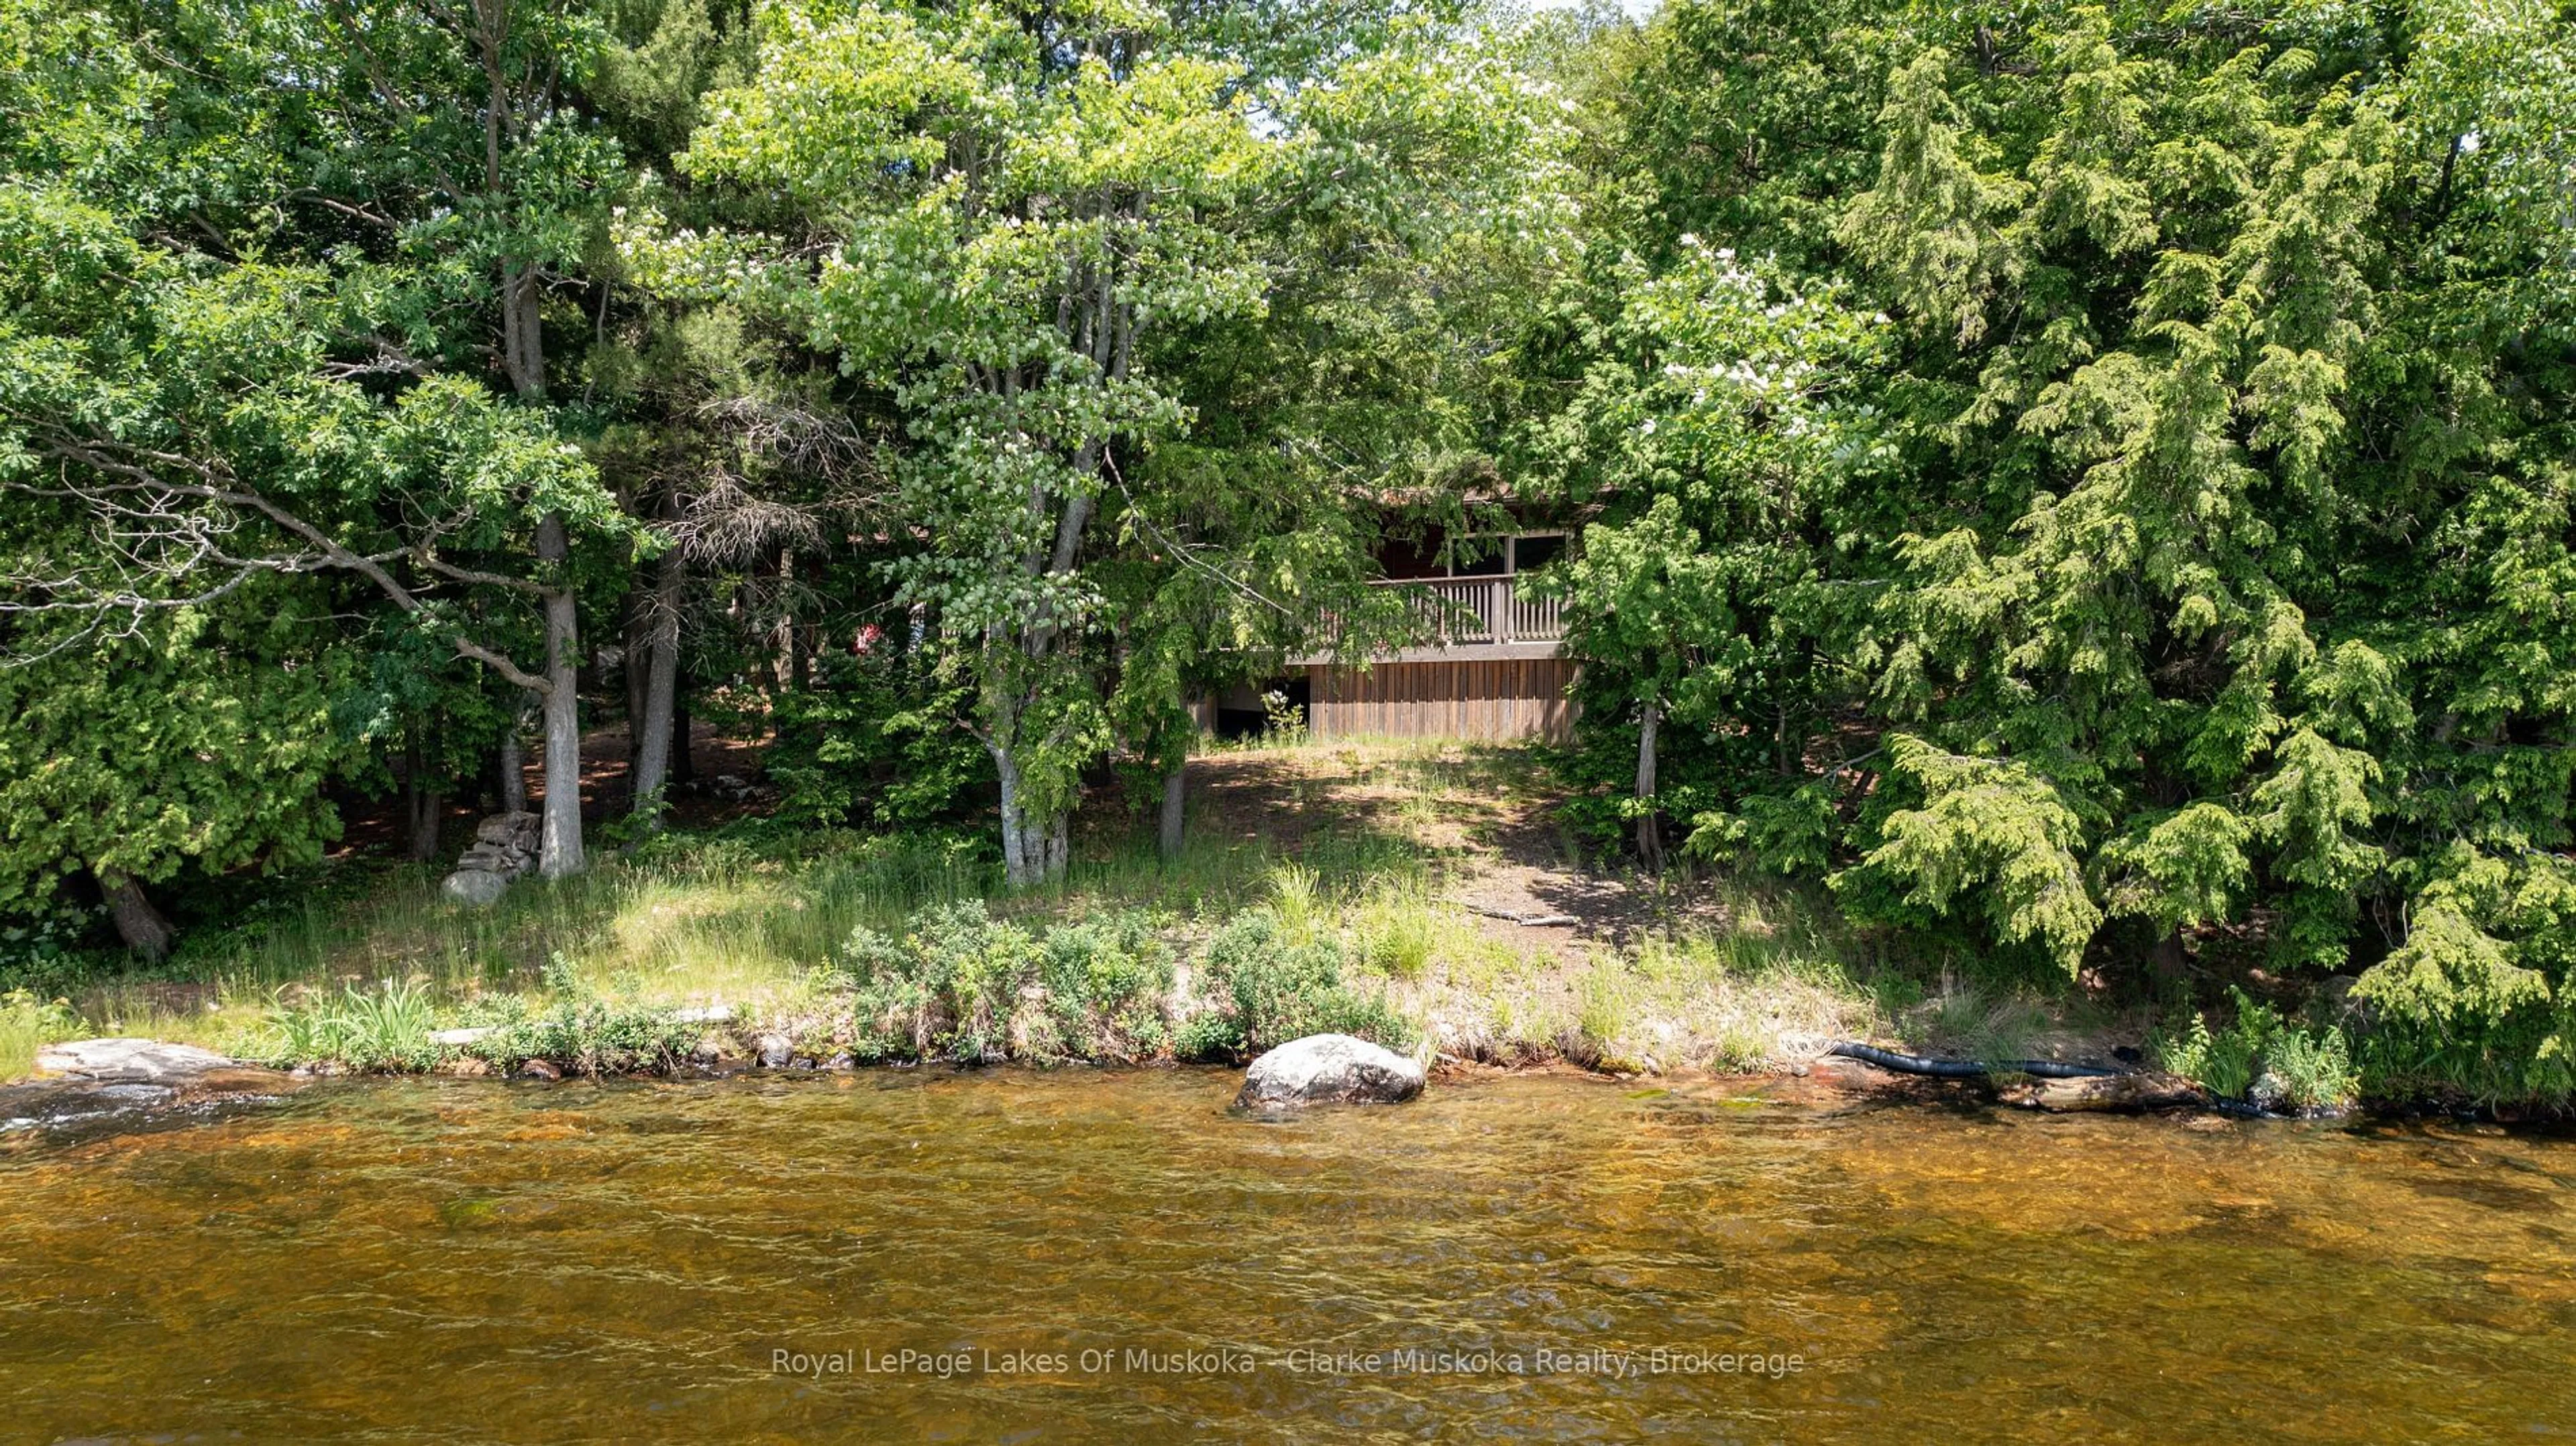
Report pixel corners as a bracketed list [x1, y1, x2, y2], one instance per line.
[4, 1026, 2388, 1148]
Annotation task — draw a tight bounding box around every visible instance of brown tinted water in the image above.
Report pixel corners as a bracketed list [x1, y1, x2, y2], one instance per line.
[1, 1068, 2572, 1444]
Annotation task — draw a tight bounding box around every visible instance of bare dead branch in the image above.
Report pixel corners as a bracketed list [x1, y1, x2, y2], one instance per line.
[0, 433, 553, 692]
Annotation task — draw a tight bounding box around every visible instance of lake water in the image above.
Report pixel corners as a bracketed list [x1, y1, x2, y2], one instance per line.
[2, 1068, 2571, 1443]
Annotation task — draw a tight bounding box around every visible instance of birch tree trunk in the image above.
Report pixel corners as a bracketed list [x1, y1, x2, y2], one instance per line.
[484, 52, 578, 868]
[1635, 691, 1663, 873]
[535, 511, 585, 877]
[993, 744, 1069, 888]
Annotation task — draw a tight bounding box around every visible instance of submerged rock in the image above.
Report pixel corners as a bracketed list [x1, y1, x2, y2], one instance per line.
[37, 1038, 239, 1085]
[1, 1079, 178, 1131]
[1235, 1034, 1426, 1109]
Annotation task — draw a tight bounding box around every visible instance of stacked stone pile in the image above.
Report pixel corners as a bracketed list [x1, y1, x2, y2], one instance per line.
[441, 810, 541, 906]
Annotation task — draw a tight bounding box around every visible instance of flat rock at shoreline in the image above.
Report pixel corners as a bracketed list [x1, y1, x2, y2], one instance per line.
[9, 1040, 301, 1142]
[1236, 1034, 1426, 1109]
[38, 1038, 246, 1085]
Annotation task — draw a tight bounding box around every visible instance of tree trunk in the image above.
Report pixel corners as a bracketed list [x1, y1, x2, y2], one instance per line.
[1635, 691, 1664, 873]
[500, 262, 543, 399]
[498, 706, 529, 814]
[2149, 928, 2188, 981]
[669, 683, 695, 785]
[628, 543, 684, 828]
[97, 868, 175, 960]
[994, 745, 1070, 888]
[1158, 758, 1187, 863]
[409, 785, 446, 863]
[402, 737, 445, 863]
[535, 512, 585, 878]
[623, 581, 651, 771]
[771, 547, 798, 694]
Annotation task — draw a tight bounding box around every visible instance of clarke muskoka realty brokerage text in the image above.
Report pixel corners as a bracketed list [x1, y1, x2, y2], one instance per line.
[771, 1344, 1810, 1381]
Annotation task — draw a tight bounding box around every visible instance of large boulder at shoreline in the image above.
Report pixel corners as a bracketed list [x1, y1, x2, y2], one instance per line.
[36, 1038, 240, 1085]
[1235, 1034, 1426, 1109]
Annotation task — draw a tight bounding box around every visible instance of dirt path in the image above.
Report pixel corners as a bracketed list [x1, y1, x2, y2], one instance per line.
[1185, 742, 1729, 960]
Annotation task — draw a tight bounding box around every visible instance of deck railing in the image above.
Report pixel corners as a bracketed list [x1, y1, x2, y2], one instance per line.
[1378, 575, 1566, 647]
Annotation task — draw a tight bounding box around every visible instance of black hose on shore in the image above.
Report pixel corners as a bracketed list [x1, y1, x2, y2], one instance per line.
[1826, 1041, 2124, 1080]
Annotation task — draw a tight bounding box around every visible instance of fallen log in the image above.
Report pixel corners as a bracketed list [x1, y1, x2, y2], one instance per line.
[1449, 901, 1581, 928]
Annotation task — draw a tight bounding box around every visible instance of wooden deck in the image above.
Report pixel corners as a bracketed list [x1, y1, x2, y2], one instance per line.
[1287, 576, 1568, 665]
[1305, 656, 1578, 742]
[1270, 575, 1582, 742]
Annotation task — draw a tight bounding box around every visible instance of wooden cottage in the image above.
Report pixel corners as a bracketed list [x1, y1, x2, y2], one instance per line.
[1212, 526, 1580, 744]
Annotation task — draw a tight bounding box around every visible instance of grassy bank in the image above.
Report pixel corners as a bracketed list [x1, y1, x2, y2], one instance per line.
[2, 739, 2353, 1107]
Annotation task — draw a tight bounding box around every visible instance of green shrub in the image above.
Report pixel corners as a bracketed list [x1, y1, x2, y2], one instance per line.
[0, 905, 111, 997]
[452, 987, 698, 1076]
[2157, 987, 2357, 1111]
[2159, 1011, 2257, 1099]
[1195, 909, 1415, 1058]
[1034, 911, 1175, 1060]
[2356, 1008, 2576, 1108]
[761, 650, 990, 830]
[833, 902, 1181, 1064]
[1173, 1011, 1245, 1062]
[833, 900, 1042, 1064]
[1258, 688, 1308, 746]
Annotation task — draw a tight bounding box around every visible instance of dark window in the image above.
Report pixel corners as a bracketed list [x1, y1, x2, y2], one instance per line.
[1376, 531, 1444, 579]
[1513, 534, 1565, 573]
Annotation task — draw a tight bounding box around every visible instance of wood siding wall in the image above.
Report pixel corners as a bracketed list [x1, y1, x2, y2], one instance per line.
[1305, 659, 1578, 742]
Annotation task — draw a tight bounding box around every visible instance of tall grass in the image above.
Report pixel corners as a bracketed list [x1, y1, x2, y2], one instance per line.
[247, 979, 441, 1071]
[1267, 863, 1324, 944]
[11, 737, 2127, 1084]
[33, 829, 993, 1064]
[1348, 882, 1440, 980]
[1, 989, 80, 1080]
